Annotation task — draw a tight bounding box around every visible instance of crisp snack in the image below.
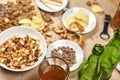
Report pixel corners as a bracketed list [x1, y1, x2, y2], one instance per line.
[91, 4, 104, 13]
[19, 19, 32, 26]
[69, 22, 84, 32]
[75, 12, 89, 24]
[19, 16, 45, 30]
[66, 11, 89, 32]
[0, 35, 42, 69]
[66, 16, 76, 26]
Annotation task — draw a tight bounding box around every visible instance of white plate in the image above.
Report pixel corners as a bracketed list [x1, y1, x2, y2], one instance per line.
[62, 7, 96, 34]
[35, 0, 68, 12]
[46, 40, 84, 71]
[0, 26, 47, 72]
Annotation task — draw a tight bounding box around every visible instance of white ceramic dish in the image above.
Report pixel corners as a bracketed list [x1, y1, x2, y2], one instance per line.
[0, 26, 47, 72]
[62, 7, 96, 34]
[46, 40, 84, 71]
[35, 0, 68, 12]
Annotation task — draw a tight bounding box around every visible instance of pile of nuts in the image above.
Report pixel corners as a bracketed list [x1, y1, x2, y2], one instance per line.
[0, 0, 37, 32]
[51, 46, 76, 66]
[0, 4, 9, 19]
[0, 35, 42, 69]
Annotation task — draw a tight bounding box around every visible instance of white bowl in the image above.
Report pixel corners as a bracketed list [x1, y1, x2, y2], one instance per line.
[46, 40, 84, 71]
[62, 7, 96, 34]
[0, 26, 47, 72]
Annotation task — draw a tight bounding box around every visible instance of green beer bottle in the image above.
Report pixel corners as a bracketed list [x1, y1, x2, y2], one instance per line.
[78, 44, 104, 80]
[100, 29, 120, 79]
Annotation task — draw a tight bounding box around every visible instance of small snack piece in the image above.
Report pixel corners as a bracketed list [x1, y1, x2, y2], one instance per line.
[32, 16, 44, 24]
[69, 22, 84, 32]
[40, 11, 53, 26]
[40, 26, 51, 39]
[3, 18, 10, 23]
[19, 19, 32, 26]
[75, 12, 89, 24]
[77, 34, 84, 46]
[52, 26, 67, 34]
[69, 22, 80, 32]
[86, 1, 92, 6]
[91, 4, 104, 13]
[46, 40, 52, 46]
[66, 16, 76, 26]
[31, 16, 45, 30]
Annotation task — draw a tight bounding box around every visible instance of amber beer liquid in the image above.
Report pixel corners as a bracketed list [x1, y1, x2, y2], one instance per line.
[39, 65, 67, 80]
[38, 57, 69, 80]
[111, 3, 120, 30]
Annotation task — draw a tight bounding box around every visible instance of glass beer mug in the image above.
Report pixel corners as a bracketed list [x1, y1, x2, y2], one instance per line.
[111, 2, 120, 30]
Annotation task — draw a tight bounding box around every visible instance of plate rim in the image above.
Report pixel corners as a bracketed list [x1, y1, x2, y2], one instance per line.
[62, 7, 96, 34]
[46, 39, 84, 71]
[0, 26, 47, 72]
[35, 0, 68, 12]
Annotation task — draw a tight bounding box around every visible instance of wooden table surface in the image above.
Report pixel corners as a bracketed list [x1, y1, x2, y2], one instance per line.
[0, 0, 120, 80]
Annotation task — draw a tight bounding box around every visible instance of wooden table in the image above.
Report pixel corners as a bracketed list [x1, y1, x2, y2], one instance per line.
[0, 0, 120, 80]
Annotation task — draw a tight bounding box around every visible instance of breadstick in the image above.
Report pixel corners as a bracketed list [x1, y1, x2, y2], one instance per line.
[42, 0, 62, 6]
[41, 0, 55, 10]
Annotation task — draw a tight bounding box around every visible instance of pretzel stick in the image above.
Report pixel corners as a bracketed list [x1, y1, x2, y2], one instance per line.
[50, 0, 62, 4]
[40, 0, 55, 10]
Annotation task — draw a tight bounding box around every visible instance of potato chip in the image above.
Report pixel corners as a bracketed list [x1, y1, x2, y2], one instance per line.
[66, 16, 76, 25]
[66, 11, 89, 31]
[91, 4, 104, 13]
[77, 20, 88, 28]
[19, 19, 32, 24]
[75, 12, 89, 24]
